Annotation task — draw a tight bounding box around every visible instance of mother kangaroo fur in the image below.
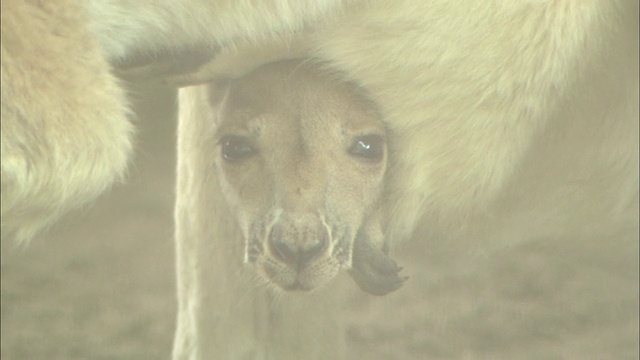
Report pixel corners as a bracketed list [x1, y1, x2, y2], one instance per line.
[175, 1, 638, 358]
[2, 0, 638, 359]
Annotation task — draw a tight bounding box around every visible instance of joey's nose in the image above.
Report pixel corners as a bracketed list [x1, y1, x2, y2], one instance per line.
[268, 224, 328, 266]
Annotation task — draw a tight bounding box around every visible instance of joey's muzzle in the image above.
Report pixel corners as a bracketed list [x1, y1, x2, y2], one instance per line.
[267, 220, 330, 268]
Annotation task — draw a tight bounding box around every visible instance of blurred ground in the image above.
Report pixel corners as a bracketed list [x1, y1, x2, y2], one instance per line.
[1, 82, 178, 359]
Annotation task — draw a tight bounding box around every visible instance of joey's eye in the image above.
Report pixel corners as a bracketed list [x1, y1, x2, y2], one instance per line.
[219, 135, 255, 162]
[349, 134, 385, 161]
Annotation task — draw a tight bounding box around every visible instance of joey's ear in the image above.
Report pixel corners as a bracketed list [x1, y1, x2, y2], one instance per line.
[348, 216, 407, 296]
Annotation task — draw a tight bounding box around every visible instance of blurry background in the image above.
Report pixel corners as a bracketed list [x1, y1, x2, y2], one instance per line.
[1, 82, 178, 359]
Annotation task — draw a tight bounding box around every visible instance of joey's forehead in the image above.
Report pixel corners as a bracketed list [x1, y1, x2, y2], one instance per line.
[220, 107, 384, 142]
[223, 89, 382, 129]
[219, 65, 385, 136]
[218, 111, 268, 137]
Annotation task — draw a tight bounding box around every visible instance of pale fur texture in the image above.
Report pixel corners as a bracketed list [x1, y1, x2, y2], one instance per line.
[83, 0, 349, 63]
[1, 0, 133, 242]
[1, 0, 349, 242]
[175, 0, 638, 359]
[307, 0, 639, 249]
[2, 0, 637, 358]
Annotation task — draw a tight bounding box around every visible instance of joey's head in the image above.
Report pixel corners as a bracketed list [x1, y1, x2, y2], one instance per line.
[208, 60, 391, 292]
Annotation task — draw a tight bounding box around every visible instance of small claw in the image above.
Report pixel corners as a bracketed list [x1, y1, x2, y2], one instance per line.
[349, 231, 407, 296]
[350, 268, 407, 296]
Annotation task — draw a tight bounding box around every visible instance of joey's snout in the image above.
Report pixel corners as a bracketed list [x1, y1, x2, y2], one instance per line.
[267, 219, 330, 267]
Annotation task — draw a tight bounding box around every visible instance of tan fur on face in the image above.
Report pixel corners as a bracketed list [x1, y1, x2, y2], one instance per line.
[208, 61, 387, 291]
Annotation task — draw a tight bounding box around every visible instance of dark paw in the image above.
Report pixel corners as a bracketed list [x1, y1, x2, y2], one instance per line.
[348, 232, 407, 296]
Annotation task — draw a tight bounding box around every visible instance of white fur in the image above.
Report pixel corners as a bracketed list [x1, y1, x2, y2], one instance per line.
[176, 0, 638, 359]
[309, 0, 638, 247]
[1, 0, 133, 242]
[1, 0, 349, 242]
[2, 0, 637, 358]
[83, 0, 348, 62]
